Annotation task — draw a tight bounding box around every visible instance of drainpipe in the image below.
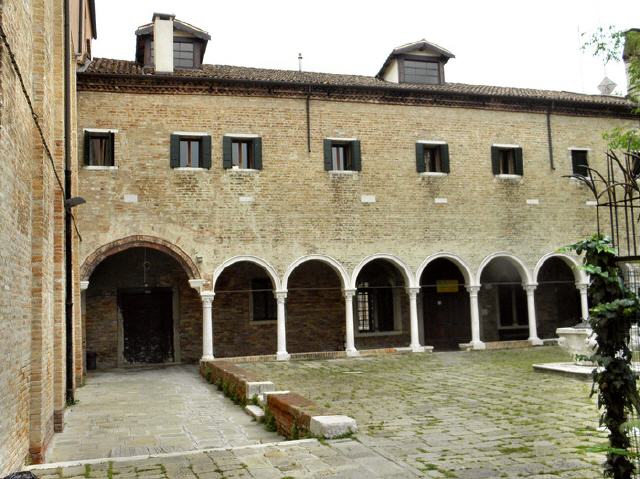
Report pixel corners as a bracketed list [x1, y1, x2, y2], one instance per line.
[64, 0, 74, 402]
[546, 104, 555, 171]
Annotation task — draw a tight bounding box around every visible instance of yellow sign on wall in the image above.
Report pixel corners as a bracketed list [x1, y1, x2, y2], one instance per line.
[436, 280, 459, 293]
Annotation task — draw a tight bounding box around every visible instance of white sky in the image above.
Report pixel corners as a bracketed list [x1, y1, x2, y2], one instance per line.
[93, 0, 640, 96]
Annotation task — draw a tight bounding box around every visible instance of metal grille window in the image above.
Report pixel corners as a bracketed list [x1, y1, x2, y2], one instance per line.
[403, 60, 440, 84]
[357, 284, 373, 332]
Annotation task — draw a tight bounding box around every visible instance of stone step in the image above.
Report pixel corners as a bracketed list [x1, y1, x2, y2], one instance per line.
[244, 404, 265, 422]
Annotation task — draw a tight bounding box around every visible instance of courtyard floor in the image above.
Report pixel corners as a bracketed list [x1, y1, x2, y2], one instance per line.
[32, 347, 608, 478]
[46, 365, 280, 463]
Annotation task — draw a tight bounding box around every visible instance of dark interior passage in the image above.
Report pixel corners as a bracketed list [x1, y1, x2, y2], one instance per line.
[536, 257, 581, 339]
[420, 259, 471, 350]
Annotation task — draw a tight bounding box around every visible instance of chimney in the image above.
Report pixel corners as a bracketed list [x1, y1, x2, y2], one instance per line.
[153, 13, 175, 73]
[623, 28, 639, 98]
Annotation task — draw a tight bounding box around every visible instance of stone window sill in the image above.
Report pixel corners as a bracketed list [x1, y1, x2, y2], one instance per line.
[329, 170, 358, 176]
[83, 165, 118, 171]
[355, 330, 404, 337]
[228, 168, 260, 174]
[495, 174, 522, 181]
[420, 172, 448, 178]
[173, 167, 207, 172]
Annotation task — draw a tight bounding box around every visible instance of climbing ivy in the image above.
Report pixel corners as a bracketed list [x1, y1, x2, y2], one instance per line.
[565, 234, 640, 478]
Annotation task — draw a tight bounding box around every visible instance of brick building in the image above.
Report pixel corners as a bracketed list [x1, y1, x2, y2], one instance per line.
[0, 7, 638, 472]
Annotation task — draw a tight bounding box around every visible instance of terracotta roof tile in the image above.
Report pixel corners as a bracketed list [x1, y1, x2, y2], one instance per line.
[81, 58, 635, 108]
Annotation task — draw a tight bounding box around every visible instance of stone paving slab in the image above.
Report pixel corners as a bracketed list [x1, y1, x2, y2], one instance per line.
[242, 347, 608, 478]
[28, 439, 409, 478]
[45, 365, 281, 463]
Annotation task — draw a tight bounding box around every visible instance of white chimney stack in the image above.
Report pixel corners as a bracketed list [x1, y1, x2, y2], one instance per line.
[153, 13, 175, 73]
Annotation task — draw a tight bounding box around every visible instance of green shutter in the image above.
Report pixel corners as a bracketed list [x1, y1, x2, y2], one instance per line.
[84, 131, 91, 165]
[323, 139, 333, 171]
[170, 134, 180, 168]
[253, 137, 263, 170]
[415, 143, 426, 173]
[107, 132, 115, 166]
[222, 136, 232, 169]
[352, 140, 361, 171]
[514, 147, 523, 176]
[201, 135, 212, 169]
[491, 146, 500, 174]
[440, 144, 450, 173]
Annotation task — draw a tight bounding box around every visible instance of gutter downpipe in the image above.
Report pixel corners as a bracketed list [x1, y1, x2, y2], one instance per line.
[64, 0, 74, 402]
[546, 102, 555, 170]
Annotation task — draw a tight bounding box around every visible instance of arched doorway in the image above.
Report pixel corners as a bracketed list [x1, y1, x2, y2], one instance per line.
[478, 256, 529, 342]
[353, 258, 411, 350]
[84, 246, 201, 368]
[420, 258, 471, 350]
[213, 260, 278, 358]
[535, 257, 581, 338]
[285, 260, 346, 353]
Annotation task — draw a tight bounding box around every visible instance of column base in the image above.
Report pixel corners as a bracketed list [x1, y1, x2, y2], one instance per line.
[346, 349, 360, 357]
[470, 341, 486, 350]
[410, 344, 428, 353]
[529, 337, 544, 346]
[201, 355, 215, 362]
[276, 351, 291, 361]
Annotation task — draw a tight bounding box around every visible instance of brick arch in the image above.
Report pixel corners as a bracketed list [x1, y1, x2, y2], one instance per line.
[81, 235, 201, 281]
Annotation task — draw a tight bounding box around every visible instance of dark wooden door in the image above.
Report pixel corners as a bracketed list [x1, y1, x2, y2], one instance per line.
[119, 288, 174, 364]
[423, 288, 471, 350]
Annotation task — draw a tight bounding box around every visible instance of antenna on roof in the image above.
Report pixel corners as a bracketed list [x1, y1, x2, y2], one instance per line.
[298, 53, 303, 72]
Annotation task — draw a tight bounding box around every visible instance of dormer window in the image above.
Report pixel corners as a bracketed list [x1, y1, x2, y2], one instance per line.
[402, 59, 441, 84]
[150, 39, 196, 69]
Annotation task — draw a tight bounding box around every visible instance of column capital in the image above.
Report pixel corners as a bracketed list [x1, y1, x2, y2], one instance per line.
[274, 290, 288, 302]
[466, 284, 481, 294]
[189, 278, 206, 292]
[406, 287, 421, 297]
[79, 280, 90, 291]
[343, 288, 357, 298]
[524, 283, 537, 293]
[577, 282, 589, 292]
[200, 291, 215, 305]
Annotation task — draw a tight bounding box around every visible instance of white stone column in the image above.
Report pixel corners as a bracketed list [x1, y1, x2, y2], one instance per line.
[466, 285, 486, 350]
[200, 292, 215, 361]
[407, 287, 425, 352]
[275, 291, 290, 361]
[524, 284, 543, 346]
[343, 289, 359, 357]
[577, 283, 589, 322]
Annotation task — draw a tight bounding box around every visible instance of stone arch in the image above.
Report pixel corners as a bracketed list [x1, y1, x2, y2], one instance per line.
[350, 253, 415, 289]
[81, 235, 201, 281]
[477, 252, 533, 285]
[416, 252, 475, 287]
[533, 252, 586, 284]
[212, 255, 281, 291]
[282, 254, 350, 290]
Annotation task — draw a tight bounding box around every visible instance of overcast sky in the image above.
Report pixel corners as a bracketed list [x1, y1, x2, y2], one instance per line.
[93, 0, 640, 96]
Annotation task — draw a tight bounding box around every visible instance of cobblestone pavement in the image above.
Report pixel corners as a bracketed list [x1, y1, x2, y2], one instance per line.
[241, 346, 606, 478]
[46, 365, 280, 463]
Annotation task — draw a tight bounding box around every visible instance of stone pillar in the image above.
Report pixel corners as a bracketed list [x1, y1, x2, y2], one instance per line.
[577, 283, 589, 321]
[343, 289, 359, 357]
[524, 284, 543, 346]
[407, 287, 424, 352]
[466, 285, 486, 350]
[275, 291, 290, 361]
[201, 292, 215, 361]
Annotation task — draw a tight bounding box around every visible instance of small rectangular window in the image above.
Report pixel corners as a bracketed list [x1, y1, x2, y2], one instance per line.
[571, 150, 589, 177]
[251, 279, 276, 321]
[179, 138, 201, 167]
[223, 136, 263, 170]
[403, 60, 440, 84]
[323, 139, 361, 171]
[491, 145, 523, 176]
[499, 149, 516, 174]
[85, 131, 115, 166]
[232, 140, 255, 169]
[424, 146, 443, 172]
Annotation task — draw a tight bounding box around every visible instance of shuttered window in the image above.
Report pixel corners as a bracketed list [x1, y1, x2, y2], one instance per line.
[491, 146, 523, 176]
[223, 136, 263, 170]
[416, 143, 450, 173]
[323, 139, 361, 171]
[170, 134, 212, 169]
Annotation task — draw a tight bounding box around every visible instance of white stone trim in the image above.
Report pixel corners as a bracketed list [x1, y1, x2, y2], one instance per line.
[415, 252, 475, 287]
[79, 280, 90, 291]
[351, 253, 416, 289]
[83, 165, 118, 171]
[329, 170, 358, 175]
[326, 137, 358, 142]
[417, 140, 447, 145]
[420, 172, 448, 178]
[213, 255, 282, 291]
[224, 133, 261, 138]
[476, 252, 533, 285]
[492, 143, 520, 149]
[228, 167, 260, 174]
[171, 131, 209, 137]
[568, 147, 591, 151]
[526, 199, 540, 205]
[495, 174, 522, 180]
[434, 198, 448, 204]
[282, 254, 350, 290]
[533, 252, 586, 284]
[173, 167, 206, 172]
[188, 279, 206, 292]
[83, 128, 118, 133]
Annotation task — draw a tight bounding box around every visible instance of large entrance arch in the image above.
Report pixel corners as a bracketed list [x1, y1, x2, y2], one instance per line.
[84, 245, 202, 368]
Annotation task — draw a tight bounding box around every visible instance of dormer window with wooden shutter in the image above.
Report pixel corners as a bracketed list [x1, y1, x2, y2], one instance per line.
[376, 39, 454, 85]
